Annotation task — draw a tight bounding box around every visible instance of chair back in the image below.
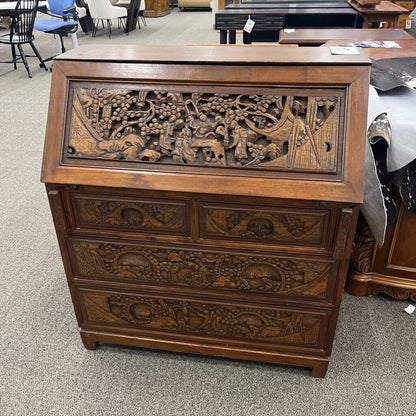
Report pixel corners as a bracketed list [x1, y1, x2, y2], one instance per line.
[88, 0, 125, 19]
[48, 0, 76, 18]
[8, 0, 39, 43]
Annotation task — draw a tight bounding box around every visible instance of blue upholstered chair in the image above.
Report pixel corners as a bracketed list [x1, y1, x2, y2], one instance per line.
[34, 0, 79, 60]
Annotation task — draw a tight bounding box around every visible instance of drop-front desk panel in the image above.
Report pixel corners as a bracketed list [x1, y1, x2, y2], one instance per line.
[41, 45, 370, 377]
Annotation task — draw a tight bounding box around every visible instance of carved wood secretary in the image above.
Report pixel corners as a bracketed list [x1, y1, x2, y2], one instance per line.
[41, 45, 370, 377]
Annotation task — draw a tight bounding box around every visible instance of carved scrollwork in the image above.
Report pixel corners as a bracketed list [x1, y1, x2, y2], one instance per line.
[83, 292, 323, 344]
[204, 207, 324, 242]
[371, 285, 416, 301]
[67, 87, 340, 171]
[71, 240, 332, 297]
[73, 197, 187, 233]
[350, 213, 377, 273]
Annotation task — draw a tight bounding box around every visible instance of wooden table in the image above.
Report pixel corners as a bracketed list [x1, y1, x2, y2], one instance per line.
[215, 3, 359, 44]
[118, 0, 143, 32]
[323, 37, 416, 58]
[0, 0, 47, 15]
[348, 0, 409, 28]
[279, 28, 413, 46]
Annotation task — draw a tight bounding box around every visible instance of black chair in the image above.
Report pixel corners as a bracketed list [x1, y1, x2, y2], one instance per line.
[0, 0, 48, 78]
[34, 0, 79, 61]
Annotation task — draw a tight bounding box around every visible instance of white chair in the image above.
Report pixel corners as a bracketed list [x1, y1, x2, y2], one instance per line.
[114, 0, 146, 29]
[87, 0, 127, 37]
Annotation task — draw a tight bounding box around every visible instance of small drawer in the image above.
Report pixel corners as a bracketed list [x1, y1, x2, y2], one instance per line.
[79, 288, 329, 349]
[70, 193, 190, 236]
[68, 238, 337, 301]
[199, 203, 332, 251]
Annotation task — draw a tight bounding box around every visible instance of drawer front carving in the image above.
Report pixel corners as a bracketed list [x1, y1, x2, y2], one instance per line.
[81, 290, 326, 347]
[71, 194, 189, 235]
[65, 85, 343, 174]
[201, 204, 328, 246]
[70, 239, 334, 298]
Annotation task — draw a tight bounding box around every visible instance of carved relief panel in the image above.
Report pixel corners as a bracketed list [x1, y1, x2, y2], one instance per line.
[65, 85, 343, 173]
[201, 204, 328, 246]
[82, 290, 325, 346]
[71, 194, 189, 235]
[70, 239, 334, 298]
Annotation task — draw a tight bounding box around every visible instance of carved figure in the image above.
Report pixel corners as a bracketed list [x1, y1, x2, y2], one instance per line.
[81, 293, 324, 344]
[68, 89, 340, 171]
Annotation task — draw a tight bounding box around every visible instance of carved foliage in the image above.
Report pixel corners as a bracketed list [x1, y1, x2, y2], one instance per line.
[73, 197, 187, 233]
[370, 285, 416, 302]
[204, 207, 324, 242]
[83, 292, 322, 345]
[350, 213, 377, 273]
[67, 87, 340, 171]
[71, 240, 331, 297]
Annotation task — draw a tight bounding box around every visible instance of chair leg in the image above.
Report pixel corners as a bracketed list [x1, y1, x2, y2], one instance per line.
[92, 19, 98, 37]
[11, 45, 17, 70]
[140, 13, 147, 27]
[59, 35, 67, 54]
[120, 17, 126, 32]
[29, 41, 48, 71]
[107, 19, 112, 38]
[17, 44, 32, 78]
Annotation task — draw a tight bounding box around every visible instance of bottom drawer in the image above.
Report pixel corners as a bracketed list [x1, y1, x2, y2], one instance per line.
[78, 288, 330, 351]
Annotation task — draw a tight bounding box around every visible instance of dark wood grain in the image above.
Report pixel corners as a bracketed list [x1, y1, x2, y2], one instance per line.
[279, 28, 413, 45]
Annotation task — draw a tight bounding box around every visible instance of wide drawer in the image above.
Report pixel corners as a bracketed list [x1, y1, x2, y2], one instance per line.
[199, 202, 333, 251]
[68, 237, 337, 301]
[78, 288, 329, 351]
[69, 192, 191, 237]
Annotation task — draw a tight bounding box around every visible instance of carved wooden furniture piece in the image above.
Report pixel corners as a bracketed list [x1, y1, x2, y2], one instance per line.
[41, 45, 370, 377]
[348, 0, 408, 27]
[391, 0, 415, 29]
[347, 208, 416, 301]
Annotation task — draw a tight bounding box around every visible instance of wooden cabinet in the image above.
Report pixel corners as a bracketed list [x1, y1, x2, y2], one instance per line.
[143, 0, 170, 17]
[41, 45, 370, 377]
[392, 0, 414, 28]
[347, 206, 416, 301]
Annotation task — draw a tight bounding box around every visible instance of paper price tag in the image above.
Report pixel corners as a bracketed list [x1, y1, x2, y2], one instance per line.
[329, 46, 360, 55]
[404, 304, 415, 315]
[244, 18, 255, 33]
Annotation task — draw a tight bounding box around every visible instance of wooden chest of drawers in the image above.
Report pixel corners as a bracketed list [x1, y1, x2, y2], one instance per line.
[41, 45, 370, 377]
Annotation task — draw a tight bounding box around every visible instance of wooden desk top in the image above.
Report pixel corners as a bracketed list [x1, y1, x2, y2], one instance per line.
[323, 38, 416, 59]
[279, 28, 413, 45]
[348, 0, 408, 14]
[59, 44, 371, 65]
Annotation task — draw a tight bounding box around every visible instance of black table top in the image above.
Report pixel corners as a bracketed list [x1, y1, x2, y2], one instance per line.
[225, 1, 352, 9]
[218, 7, 358, 14]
